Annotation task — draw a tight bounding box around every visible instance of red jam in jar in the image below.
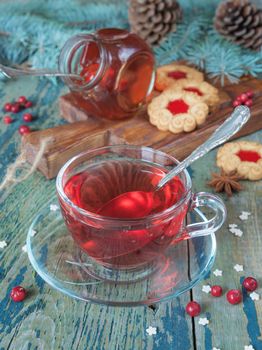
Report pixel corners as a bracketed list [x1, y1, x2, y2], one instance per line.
[59, 28, 155, 120]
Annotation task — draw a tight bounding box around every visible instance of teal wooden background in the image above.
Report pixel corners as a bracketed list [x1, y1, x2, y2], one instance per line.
[0, 77, 261, 350]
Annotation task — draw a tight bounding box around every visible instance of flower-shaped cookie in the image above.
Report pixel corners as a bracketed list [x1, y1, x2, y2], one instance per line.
[217, 141, 262, 180]
[148, 90, 209, 134]
[170, 80, 219, 107]
[155, 64, 204, 91]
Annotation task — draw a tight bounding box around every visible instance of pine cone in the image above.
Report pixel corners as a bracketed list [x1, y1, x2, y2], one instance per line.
[214, 0, 262, 51]
[128, 0, 182, 46]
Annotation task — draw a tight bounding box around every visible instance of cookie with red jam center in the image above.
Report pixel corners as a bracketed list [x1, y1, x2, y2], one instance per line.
[169, 80, 220, 107]
[148, 90, 209, 134]
[217, 141, 262, 180]
[155, 64, 204, 92]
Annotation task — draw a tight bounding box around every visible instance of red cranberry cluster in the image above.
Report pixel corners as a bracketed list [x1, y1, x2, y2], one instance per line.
[3, 95, 34, 135]
[233, 91, 254, 108]
[9, 278, 259, 306]
[226, 276, 258, 305]
[186, 276, 258, 317]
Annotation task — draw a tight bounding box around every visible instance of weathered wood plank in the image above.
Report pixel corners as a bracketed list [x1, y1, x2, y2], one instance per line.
[1, 75, 261, 350]
[22, 75, 262, 180]
[191, 131, 262, 350]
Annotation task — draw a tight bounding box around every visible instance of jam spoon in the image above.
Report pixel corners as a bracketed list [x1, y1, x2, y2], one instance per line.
[98, 105, 250, 218]
[0, 63, 81, 80]
[157, 105, 250, 189]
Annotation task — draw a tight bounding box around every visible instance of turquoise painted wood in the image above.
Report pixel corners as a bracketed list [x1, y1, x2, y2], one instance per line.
[0, 77, 261, 350]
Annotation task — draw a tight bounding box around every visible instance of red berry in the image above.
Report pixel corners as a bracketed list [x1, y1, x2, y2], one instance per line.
[246, 91, 254, 98]
[3, 116, 13, 124]
[239, 93, 248, 103]
[226, 289, 242, 305]
[23, 113, 33, 122]
[185, 301, 201, 317]
[236, 96, 242, 102]
[10, 286, 26, 302]
[24, 101, 33, 108]
[245, 99, 253, 107]
[243, 277, 258, 292]
[19, 125, 31, 135]
[233, 100, 241, 107]
[211, 285, 223, 297]
[11, 103, 20, 113]
[17, 96, 27, 104]
[4, 102, 12, 112]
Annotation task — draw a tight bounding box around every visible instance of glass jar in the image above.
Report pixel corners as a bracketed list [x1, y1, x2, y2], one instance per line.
[59, 28, 155, 120]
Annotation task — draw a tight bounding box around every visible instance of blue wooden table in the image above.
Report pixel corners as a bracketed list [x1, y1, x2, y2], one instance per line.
[0, 77, 261, 350]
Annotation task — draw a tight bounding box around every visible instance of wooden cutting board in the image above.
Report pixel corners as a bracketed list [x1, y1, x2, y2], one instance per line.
[22, 75, 262, 179]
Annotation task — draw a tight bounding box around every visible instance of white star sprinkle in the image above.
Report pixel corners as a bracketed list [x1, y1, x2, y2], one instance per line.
[50, 204, 59, 212]
[250, 292, 260, 301]
[234, 264, 244, 272]
[229, 225, 243, 237]
[213, 269, 223, 277]
[229, 228, 243, 237]
[22, 245, 27, 253]
[0, 240, 7, 249]
[244, 345, 255, 350]
[198, 317, 209, 326]
[202, 285, 212, 293]
[239, 211, 251, 221]
[233, 228, 243, 237]
[30, 229, 36, 237]
[229, 224, 238, 229]
[146, 326, 157, 336]
[212, 348, 221, 350]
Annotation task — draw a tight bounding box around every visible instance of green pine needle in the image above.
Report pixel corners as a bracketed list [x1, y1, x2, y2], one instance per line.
[0, 0, 261, 85]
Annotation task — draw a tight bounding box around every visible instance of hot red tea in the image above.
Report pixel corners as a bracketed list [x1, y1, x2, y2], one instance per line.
[60, 160, 189, 268]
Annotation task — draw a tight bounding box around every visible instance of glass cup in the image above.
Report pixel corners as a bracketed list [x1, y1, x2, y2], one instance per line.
[56, 145, 226, 273]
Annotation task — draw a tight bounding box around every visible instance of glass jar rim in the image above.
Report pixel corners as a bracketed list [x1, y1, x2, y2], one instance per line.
[56, 145, 192, 225]
[58, 33, 107, 92]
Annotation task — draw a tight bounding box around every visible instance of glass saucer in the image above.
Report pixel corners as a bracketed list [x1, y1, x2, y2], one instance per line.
[27, 203, 216, 306]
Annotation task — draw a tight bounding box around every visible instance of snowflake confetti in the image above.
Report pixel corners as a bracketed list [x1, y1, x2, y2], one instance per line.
[30, 229, 36, 237]
[244, 345, 255, 350]
[202, 285, 211, 294]
[234, 264, 244, 272]
[250, 292, 260, 301]
[22, 245, 27, 253]
[239, 211, 251, 221]
[198, 317, 209, 326]
[50, 204, 59, 212]
[233, 228, 243, 237]
[146, 326, 157, 336]
[0, 240, 7, 249]
[228, 223, 243, 237]
[213, 269, 223, 277]
[229, 224, 238, 229]
[229, 225, 243, 237]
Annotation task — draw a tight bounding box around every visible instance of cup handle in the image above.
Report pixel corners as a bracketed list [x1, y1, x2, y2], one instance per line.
[186, 192, 227, 238]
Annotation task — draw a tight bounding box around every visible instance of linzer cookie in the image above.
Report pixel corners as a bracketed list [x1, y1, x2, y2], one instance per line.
[148, 90, 209, 134]
[171, 80, 219, 107]
[155, 64, 204, 91]
[217, 141, 262, 180]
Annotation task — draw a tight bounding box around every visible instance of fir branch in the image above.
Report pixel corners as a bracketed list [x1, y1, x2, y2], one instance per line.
[241, 49, 262, 76]
[154, 14, 211, 65]
[0, 0, 260, 85]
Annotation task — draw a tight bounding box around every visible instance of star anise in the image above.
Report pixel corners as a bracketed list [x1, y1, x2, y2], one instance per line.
[208, 170, 243, 197]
